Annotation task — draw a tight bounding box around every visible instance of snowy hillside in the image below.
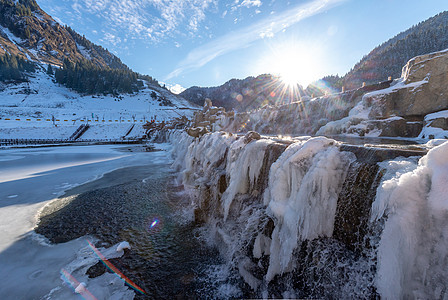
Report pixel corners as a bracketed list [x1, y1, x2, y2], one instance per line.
[0, 67, 198, 140]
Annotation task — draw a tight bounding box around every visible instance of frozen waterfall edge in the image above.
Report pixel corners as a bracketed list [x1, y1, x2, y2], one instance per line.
[166, 130, 447, 299]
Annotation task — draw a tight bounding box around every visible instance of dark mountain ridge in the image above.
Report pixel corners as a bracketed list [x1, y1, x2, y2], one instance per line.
[180, 74, 305, 111]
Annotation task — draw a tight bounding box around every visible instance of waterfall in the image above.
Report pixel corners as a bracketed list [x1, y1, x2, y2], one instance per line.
[263, 137, 355, 281]
[168, 130, 448, 298]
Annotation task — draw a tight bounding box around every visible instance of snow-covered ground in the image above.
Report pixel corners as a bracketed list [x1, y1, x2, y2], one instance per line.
[0, 68, 198, 140]
[0, 144, 173, 299]
[0, 123, 146, 140]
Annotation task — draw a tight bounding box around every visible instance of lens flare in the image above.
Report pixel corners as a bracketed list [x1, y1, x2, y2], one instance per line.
[60, 268, 98, 300]
[145, 215, 163, 234]
[150, 219, 159, 228]
[86, 240, 146, 295]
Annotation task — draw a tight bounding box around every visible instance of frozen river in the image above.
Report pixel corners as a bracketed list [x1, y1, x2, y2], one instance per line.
[0, 144, 172, 299]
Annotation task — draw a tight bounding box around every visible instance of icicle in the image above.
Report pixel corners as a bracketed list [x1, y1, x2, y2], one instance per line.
[264, 137, 354, 281]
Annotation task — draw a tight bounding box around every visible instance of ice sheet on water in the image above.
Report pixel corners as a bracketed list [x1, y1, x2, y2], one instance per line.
[44, 239, 135, 300]
[0, 155, 25, 162]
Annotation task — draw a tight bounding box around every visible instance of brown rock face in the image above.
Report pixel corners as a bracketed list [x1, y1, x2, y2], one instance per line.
[187, 127, 209, 138]
[427, 117, 448, 130]
[188, 99, 229, 135]
[367, 49, 448, 119]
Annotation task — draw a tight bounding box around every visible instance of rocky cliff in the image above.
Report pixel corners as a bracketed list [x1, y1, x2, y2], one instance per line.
[369, 49, 448, 118]
[210, 49, 448, 140]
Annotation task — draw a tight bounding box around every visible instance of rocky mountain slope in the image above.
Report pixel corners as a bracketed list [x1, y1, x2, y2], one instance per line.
[180, 74, 305, 112]
[0, 0, 198, 140]
[0, 0, 127, 70]
[0, 0, 163, 95]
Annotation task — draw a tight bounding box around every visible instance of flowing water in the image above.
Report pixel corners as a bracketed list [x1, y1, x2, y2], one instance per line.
[36, 154, 246, 299]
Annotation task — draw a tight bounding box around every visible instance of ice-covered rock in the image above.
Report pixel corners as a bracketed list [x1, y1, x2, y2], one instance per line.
[74, 282, 86, 294]
[186, 99, 231, 136]
[366, 49, 448, 119]
[116, 241, 131, 252]
[373, 141, 448, 299]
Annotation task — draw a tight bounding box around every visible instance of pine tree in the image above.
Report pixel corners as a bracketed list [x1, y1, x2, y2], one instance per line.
[46, 64, 53, 75]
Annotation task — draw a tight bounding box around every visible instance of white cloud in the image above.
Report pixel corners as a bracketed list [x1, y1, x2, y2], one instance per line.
[259, 29, 274, 38]
[166, 0, 347, 80]
[71, 0, 216, 43]
[231, 0, 262, 11]
[240, 0, 262, 8]
[101, 32, 121, 46]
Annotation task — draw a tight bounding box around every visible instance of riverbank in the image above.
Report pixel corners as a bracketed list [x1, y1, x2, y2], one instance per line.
[0, 144, 184, 299]
[35, 159, 226, 299]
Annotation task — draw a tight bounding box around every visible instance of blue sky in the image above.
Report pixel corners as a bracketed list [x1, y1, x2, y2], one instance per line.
[36, 0, 448, 91]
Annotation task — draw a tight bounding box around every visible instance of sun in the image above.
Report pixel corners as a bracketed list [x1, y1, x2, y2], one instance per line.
[279, 65, 305, 88]
[256, 40, 325, 89]
[274, 47, 315, 88]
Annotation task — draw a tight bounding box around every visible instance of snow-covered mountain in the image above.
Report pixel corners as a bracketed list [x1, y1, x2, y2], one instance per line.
[0, 67, 197, 139]
[0, 0, 198, 140]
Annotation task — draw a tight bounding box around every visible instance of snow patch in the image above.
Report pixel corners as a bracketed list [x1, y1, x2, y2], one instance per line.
[425, 109, 448, 121]
[74, 282, 86, 294]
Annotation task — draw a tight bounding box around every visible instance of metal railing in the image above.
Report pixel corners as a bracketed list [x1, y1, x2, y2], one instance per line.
[0, 138, 144, 146]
